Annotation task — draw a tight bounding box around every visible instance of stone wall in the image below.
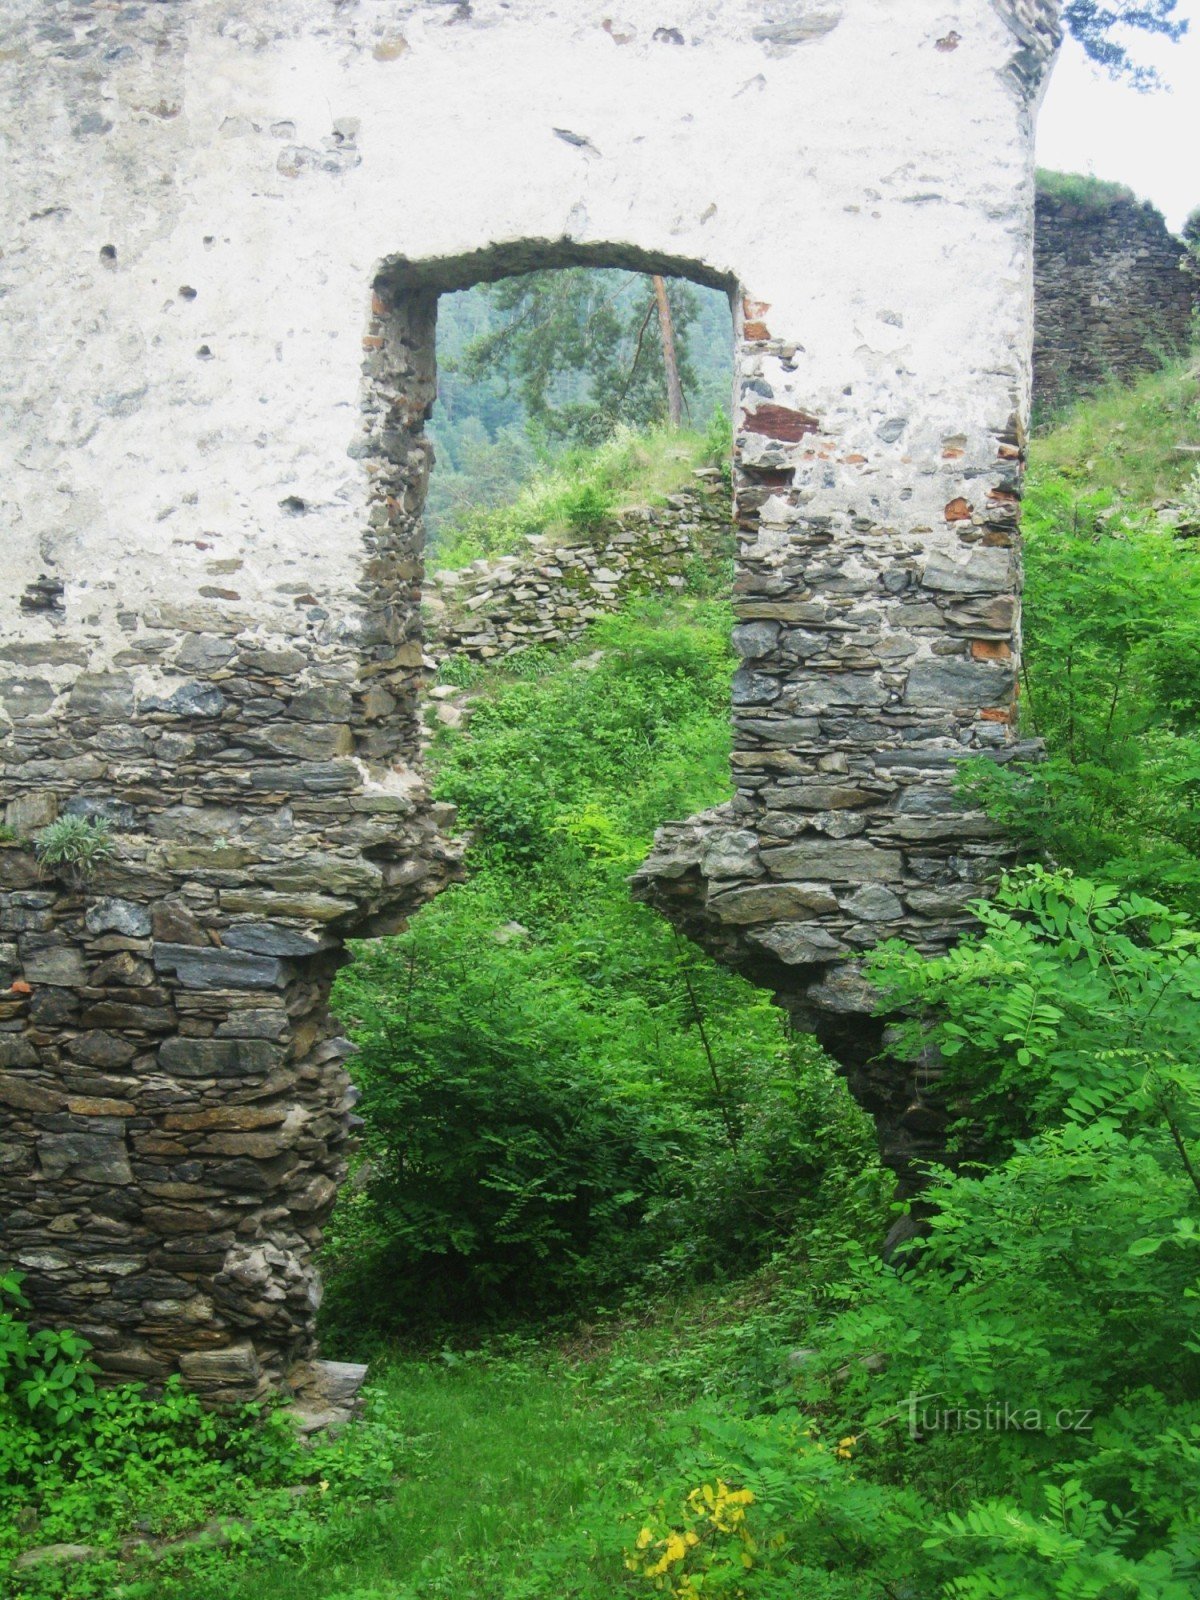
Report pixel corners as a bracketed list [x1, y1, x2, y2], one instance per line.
[425, 484, 732, 664]
[1, 0, 1061, 1395]
[0, 634, 461, 1403]
[1034, 183, 1198, 411]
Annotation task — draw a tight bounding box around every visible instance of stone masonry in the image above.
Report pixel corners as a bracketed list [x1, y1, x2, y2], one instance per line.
[1, 0, 1061, 1395]
[1033, 179, 1198, 412]
[426, 485, 732, 666]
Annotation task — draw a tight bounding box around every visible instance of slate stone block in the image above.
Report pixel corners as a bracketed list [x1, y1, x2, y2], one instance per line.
[157, 1037, 282, 1079]
[152, 943, 286, 990]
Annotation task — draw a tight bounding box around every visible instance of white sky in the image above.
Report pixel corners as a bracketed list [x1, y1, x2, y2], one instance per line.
[1037, 3, 1200, 231]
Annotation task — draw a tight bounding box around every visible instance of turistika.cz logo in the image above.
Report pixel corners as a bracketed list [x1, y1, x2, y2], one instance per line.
[907, 1395, 1094, 1440]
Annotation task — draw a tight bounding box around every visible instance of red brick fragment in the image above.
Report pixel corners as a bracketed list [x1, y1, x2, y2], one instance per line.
[743, 404, 820, 442]
[971, 640, 1012, 661]
[944, 498, 973, 522]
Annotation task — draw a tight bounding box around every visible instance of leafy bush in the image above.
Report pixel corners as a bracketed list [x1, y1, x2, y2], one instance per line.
[324, 597, 879, 1340]
[961, 479, 1200, 911]
[870, 866, 1200, 1150]
[328, 901, 695, 1327]
[0, 1273, 413, 1598]
[1, 1270, 96, 1450]
[609, 868, 1200, 1600]
[561, 479, 614, 532]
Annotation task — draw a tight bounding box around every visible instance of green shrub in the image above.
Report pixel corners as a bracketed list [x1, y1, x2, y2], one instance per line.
[1036, 168, 1139, 213]
[961, 480, 1200, 912]
[610, 867, 1200, 1600]
[326, 902, 695, 1328]
[0, 1273, 414, 1598]
[562, 480, 614, 532]
[33, 817, 114, 884]
[324, 597, 879, 1341]
[869, 866, 1200, 1150]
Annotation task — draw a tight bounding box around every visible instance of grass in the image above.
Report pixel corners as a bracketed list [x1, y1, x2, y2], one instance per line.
[428, 422, 724, 571]
[1028, 353, 1200, 503]
[1035, 167, 1140, 213]
[4, 1257, 827, 1600]
[172, 1355, 639, 1600]
[153, 1272, 816, 1600]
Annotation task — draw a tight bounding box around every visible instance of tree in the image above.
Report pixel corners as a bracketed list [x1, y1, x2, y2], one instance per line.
[461, 268, 702, 447]
[1063, 1, 1187, 89]
[652, 275, 685, 428]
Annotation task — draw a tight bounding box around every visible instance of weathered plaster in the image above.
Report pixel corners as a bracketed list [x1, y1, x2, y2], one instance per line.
[1, 0, 1060, 1395]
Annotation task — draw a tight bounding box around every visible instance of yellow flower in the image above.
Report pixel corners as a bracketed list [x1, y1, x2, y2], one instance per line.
[664, 1532, 688, 1565]
[318, 1478, 330, 1494]
[836, 1436, 857, 1460]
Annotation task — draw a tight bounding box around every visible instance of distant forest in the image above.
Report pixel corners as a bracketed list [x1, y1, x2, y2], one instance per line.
[426, 270, 734, 538]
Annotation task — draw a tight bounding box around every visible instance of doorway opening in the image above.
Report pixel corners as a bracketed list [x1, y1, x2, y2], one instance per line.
[323, 245, 881, 1346]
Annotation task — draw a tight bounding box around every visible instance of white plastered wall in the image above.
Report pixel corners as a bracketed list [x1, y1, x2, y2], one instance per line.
[0, 0, 1051, 679]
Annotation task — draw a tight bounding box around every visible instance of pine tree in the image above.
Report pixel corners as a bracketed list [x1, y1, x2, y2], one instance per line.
[460, 269, 701, 446]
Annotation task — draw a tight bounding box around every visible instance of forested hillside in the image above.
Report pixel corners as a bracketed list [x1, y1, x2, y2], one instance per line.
[4, 358, 1200, 1600]
[426, 273, 734, 539]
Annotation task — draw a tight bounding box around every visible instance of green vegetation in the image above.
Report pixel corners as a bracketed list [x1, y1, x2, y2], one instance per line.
[33, 817, 113, 884]
[426, 272, 732, 543]
[6, 357, 1200, 1600]
[966, 362, 1200, 913]
[0, 1269, 411, 1600]
[322, 592, 880, 1342]
[1029, 357, 1199, 499]
[1036, 168, 1140, 213]
[429, 419, 728, 570]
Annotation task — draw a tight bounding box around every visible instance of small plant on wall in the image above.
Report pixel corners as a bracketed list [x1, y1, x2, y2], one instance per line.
[34, 815, 114, 886]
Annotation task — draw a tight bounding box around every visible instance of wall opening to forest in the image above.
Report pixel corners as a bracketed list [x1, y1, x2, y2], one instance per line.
[320, 248, 884, 1341]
